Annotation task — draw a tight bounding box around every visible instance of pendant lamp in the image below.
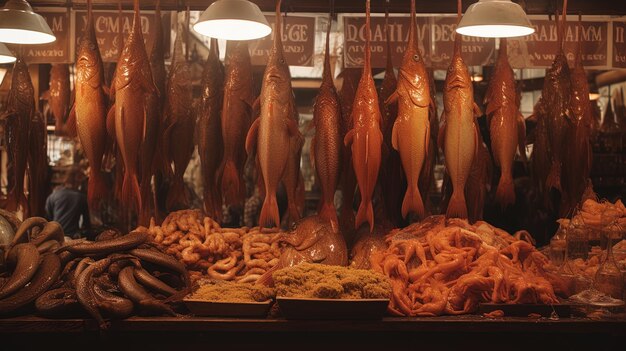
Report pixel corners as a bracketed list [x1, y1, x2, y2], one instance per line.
[456, 0, 535, 38]
[0, 0, 56, 45]
[0, 43, 16, 64]
[193, 0, 271, 41]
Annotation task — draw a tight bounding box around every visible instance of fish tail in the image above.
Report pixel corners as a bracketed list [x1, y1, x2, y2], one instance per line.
[319, 201, 339, 233]
[256, 262, 281, 287]
[259, 194, 280, 228]
[495, 174, 516, 209]
[122, 172, 142, 213]
[446, 190, 468, 219]
[220, 160, 241, 206]
[87, 170, 108, 211]
[166, 176, 188, 211]
[401, 185, 425, 220]
[546, 163, 562, 192]
[355, 199, 374, 233]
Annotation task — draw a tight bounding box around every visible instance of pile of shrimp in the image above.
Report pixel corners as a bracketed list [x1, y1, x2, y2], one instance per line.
[136, 210, 282, 283]
[370, 216, 561, 316]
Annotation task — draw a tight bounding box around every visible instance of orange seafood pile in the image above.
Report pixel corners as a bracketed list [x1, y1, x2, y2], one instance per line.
[137, 210, 281, 284]
[371, 216, 559, 316]
[573, 199, 626, 231]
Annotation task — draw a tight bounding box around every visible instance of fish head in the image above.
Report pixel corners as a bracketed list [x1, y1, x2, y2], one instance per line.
[444, 54, 472, 92]
[9, 58, 35, 107]
[76, 36, 103, 83]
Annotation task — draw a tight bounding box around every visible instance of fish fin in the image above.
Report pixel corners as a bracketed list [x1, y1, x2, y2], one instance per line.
[446, 190, 468, 219]
[517, 113, 528, 164]
[495, 173, 515, 210]
[473, 125, 480, 161]
[102, 85, 110, 97]
[473, 103, 483, 118]
[385, 91, 399, 105]
[252, 96, 260, 117]
[344, 129, 355, 147]
[355, 199, 375, 233]
[122, 171, 142, 213]
[546, 163, 562, 193]
[87, 170, 108, 212]
[259, 194, 280, 229]
[309, 136, 316, 173]
[319, 201, 339, 233]
[220, 160, 241, 206]
[106, 104, 116, 139]
[287, 118, 301, 140]
[391, 122, 399, 151]
[526, 113, 537, 123]
[65, 105, 77, 137]
[40, 90, 50, 100]
[245, 118, 260, 155]
[402, 185, 425, 220]
[161, 122, 175, 178]
[437, 117, 446, 151]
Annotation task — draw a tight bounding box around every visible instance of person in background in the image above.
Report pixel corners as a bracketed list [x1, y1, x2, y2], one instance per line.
[45, 167, 91, 239]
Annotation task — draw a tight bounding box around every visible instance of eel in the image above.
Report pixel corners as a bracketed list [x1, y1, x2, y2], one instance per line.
[0, 254, 61, 315]
[0, 243, 41, 299]
[117, 266, 176, 316]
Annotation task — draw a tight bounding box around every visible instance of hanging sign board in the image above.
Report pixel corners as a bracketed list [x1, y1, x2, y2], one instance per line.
[75, 10, 171, 63]
[428, 17, 495, 69]
[249, 15, 316, 67]
[23, 10, 71, 64]
[613, 21, 626, 68]
[506, 19, 608, 68]
[342, 16, 429, 68]
[342, 15, 494, 69]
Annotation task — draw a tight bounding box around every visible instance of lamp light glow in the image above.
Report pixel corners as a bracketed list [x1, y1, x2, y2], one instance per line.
[456, 0, 535, 38]
[0, 43, 16, 64]
[193, 0, 271, 41]
[0, 0, 56, 45]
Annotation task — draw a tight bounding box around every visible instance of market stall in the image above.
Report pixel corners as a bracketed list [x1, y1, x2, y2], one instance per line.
[0, 0, 625, 349]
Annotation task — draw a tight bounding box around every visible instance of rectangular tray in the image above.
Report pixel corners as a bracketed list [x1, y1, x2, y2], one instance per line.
[183, 299, 272, 318]
[276, 297, 389, 320]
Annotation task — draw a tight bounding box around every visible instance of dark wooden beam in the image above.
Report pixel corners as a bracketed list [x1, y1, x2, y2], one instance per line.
[8, 1, 626, 16]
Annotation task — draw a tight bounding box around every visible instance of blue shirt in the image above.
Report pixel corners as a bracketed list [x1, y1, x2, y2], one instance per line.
[45, 187, 90, 236]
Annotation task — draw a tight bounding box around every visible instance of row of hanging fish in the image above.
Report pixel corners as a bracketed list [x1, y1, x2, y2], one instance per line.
[530, 0, 594, 217]
[0, 53, 47, 218]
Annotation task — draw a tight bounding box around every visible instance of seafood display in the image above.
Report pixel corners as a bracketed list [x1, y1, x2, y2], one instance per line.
[1, 0, 625, 332]
[138, 210, 281, 284]
[371, 216, 560, 316]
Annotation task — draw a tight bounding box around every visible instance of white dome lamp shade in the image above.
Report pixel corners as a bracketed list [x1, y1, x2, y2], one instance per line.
[193, 0, 272, 41]
[0, 43, 16, 64]
[0, 0, 56, 45]
[456, 0, 535, 38]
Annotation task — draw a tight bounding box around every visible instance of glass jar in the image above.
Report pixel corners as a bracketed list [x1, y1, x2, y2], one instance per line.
[567, 217, 589, 260]
[593, 216, 624, 300]
[550, 223, 567, 268]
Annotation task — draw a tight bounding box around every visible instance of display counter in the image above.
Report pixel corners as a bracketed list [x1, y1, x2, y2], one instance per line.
[1, 315, 625, 350]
